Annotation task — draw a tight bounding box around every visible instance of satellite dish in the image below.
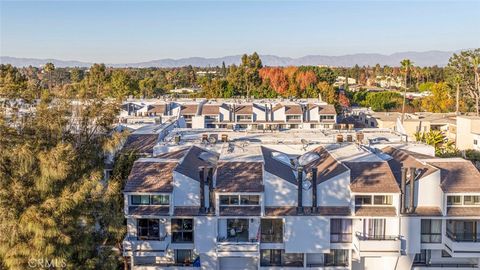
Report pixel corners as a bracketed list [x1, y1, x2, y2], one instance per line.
[298, 152, 320, 166]
[208, 136, 217, 144]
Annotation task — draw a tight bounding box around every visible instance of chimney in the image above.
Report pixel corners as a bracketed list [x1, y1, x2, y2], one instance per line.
[408, 167, 416, 213]
[199, 167, 206, 213]
[207, 167, 215, 214]
[400, 167, 407, 214]
[311, 167, 318, 212]
[297, 166, 304, 214]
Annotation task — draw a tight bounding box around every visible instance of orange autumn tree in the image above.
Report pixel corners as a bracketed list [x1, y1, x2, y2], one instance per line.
[295, 70, 318, 91]
[259, 67, 289, 95]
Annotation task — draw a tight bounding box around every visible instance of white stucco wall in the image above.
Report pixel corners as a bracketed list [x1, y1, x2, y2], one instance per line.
[284, 216, 330, 253]
[263, 171, 297, 206]
[195, 216, 217, 253]
[192, 116, 205, 129]
[253, 104, 267, 121]
[416, 171, 443, 208]
[173, 172, 200, 206]
[219, 106, 230, 122]
[400, 217, 421, 254]
[317, 170, 351, 206]
[273, 108, 286, 122]
[309, 108, 319, 122]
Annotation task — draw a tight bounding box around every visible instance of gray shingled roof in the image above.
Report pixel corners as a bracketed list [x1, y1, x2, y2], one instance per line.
[219, 206, 261, 216]
[382, 146, 438, 183]
[123, 134, 158, 154]
[216, 162, 264, 192]
[303, 146, 350, 184]
[174, 146, 218, 182]
[124, 161, 177, 193]
[428, 161, 480, 193]
[346, 161, 401, 193]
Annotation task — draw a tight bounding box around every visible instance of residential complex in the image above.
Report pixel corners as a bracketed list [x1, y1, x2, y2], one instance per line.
[121, 127, 480, 270]
[119, 99, 338, 131]
[356, 111, 458, 142]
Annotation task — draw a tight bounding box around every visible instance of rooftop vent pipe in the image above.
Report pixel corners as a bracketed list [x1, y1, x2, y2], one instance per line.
[198, 167, 206, 213]
[297, 166, 304, 214]
[400, 167, 407, 214]
[311, 167, 318, 212]
[408, 167, 416, 213]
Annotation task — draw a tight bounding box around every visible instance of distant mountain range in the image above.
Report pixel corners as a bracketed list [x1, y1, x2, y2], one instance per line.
[0, 50, 462, 68]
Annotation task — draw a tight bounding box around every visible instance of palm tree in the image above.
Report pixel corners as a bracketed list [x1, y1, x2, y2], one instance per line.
[400, 59, 413, 123]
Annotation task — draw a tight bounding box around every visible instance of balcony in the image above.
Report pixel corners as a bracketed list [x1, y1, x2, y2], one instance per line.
[354, 233, 401, 257]
[216, 237, 259, 257]
[123, 235, 170, 257]
[444, 230, 480, 257]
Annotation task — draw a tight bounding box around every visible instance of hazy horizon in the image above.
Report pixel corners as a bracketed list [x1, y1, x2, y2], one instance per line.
[1, 1, 479, 63]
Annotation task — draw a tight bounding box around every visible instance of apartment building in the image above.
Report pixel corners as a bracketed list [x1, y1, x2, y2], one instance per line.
[119, 99, 338, 131]
[456, 116, 480, 151]
[357, 112, 457, 141]
[121, 130, 480, 270]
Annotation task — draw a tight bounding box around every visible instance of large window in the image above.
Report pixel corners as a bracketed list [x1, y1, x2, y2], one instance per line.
[362, 219, 386, 239]
[131, 195, 169, 205]
[172, 219, 194, 243]
[137, 219, 160, 240]
[421, 219, 442, 243]
[236, 115, 252, 122]
[286, 115, 301, 121]
[261, 219, 283, 243]
[220, 195, 259, 206]
[330, 219, 352, 243]
[324, 249, 349, 267]
[260, 249, 304, 267]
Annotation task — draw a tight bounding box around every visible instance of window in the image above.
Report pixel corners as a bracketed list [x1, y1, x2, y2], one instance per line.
[131, 195, 150, 205]
[324, 249, 349, 267]
[330, 219, 352, 243]
[363, 219, 385, 239]
[131, 195, 169, 205]
[240, 195, 260, 205]
[286, 115, 301, 121]
[320, 115, 334, 120]
[226, 219, 249, 242]
[474, 139, 478, 145]
[172, 219, 194, 243]
[261, 219, 283, 243]
[464, 195, 480, 205]
[220, 195, 259, 206]
[175, 249, 194, 266]
[260, 250, 304, 267]
[236, 115, 252, 121]
[447, 196, 462, 205]
[151, 195, 170, 205]
[421, 219, 442, 243]
[355, 195, 372, 205]
[374, 195, 392, 205]
[137, 219, 160, 240]
[413, 250, 429, 265]
[220, 195, 239, 205]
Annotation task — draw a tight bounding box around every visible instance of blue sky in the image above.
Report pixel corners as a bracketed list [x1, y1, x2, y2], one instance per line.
[1, 0, 479, 63]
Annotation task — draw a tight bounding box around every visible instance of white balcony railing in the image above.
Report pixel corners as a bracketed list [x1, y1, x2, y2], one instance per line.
[355, 233, 401, 256]
[123, 236, 170, 256]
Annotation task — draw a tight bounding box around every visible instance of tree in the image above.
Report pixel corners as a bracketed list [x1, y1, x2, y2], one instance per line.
[43, 62, 55, 91]
[400, 59, 413, 123]
[447, 49, 480, 115]
[420, 83, 454, 113]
